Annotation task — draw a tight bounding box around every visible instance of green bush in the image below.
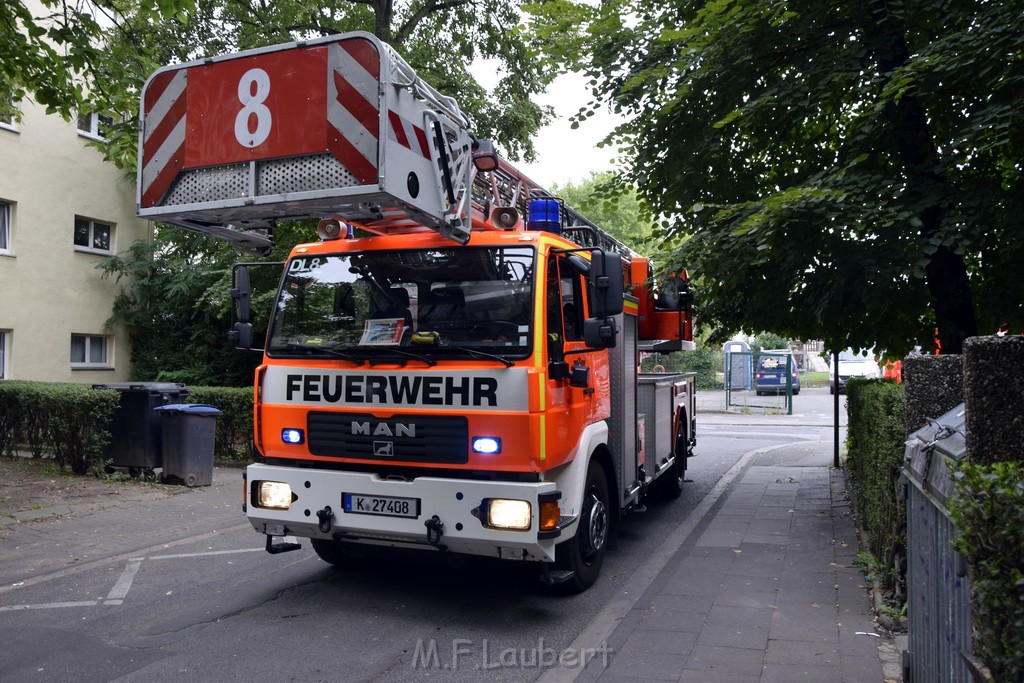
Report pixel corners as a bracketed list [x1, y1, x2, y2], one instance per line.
[951, 461, 1024, 682]
[185, 386, 253, 460]
[844, 377, 906, 592]
[0, 381, 118, 474]
[642, 347, 723, 389]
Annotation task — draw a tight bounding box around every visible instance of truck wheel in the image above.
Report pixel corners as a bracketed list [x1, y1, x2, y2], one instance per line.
[658, 422, 689, 499]
[311, 538, 360, 568]
[555, 461, 609, 593]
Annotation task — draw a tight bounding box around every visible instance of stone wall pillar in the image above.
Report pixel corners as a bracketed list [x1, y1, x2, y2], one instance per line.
[902, 354, 964, 436]
[964, 336, 1024, 464]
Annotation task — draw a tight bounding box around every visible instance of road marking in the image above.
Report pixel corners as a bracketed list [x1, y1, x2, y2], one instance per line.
[0, 536, 300, 613]
[700, 430, 819, 440]
[146, 547, 268, 561]
[0, 522, 250, 596]
[0, 600, 101, 611]
[106, 559, 143, 601]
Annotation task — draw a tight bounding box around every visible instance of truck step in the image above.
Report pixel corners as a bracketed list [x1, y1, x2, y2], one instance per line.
[540, 568, 575, 585]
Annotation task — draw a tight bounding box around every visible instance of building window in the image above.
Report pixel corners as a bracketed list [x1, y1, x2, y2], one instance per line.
[74, 216, 113, 254]
[0, 200, 10, 254]
[0, 330, 7, 379]
[0, 91, 17, 130]
[71, 334, 110, 369]
[77, 111, 113, 140]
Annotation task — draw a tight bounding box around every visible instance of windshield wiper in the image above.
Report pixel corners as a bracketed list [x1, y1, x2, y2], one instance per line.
[370, 348, 437, 367]
[446, 346, 514, 367]
[273, 343, 366, 365]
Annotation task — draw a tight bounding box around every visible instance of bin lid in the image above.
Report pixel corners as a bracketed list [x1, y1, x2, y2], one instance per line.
[93, 382, 189, 393]
[903, 402, 966, 506]
[154, 403, 223, 416]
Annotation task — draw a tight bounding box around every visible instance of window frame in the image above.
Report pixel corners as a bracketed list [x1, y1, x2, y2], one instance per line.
[0, 91, 17, 131]
[70, 334, 112, 370]
[0, 200, 11, 255]
[76, 111, 113, 141]
[0, 330, 8, 379]
[73, 216, 114, 255]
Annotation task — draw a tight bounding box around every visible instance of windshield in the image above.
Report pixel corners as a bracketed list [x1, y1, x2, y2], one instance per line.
[267, 246, 535, 362]
[838, 350, 874, 362]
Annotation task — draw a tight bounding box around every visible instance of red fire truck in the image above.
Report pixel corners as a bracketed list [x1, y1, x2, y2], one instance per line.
[138, 31, 697, 591]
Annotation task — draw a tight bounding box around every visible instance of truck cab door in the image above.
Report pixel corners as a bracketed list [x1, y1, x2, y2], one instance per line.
[543, 255, 597, 465]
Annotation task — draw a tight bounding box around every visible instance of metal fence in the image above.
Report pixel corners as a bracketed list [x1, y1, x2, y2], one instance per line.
[902, 405, 973, 683]
[724, 351, 793, 414]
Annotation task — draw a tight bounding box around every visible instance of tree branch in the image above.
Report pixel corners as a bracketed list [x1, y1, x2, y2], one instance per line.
[393, 0, 472, 46]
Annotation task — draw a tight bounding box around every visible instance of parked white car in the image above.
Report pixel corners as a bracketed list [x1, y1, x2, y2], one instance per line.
[829, 349, 881, 394]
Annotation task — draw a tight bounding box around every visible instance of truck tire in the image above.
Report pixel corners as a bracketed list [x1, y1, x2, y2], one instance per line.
[311, 538, 359, 568]
[555, 461, 610, 593]
[658, 420, 689, 499]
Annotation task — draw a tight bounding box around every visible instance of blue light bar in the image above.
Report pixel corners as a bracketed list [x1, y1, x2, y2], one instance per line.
[526, 198, 562, 234]
[282, 428, 304, 445]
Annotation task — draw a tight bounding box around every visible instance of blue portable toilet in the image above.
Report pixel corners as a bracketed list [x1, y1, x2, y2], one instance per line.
[723, 341, 752, 389]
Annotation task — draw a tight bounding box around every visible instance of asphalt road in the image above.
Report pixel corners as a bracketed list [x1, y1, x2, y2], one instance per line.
[0, 388, 845, 682]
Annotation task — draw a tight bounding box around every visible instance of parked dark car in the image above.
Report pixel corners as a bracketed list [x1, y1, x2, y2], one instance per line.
[755, 350, 800, 395]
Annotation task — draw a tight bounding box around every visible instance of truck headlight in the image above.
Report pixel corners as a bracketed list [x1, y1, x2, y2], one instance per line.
[486, 499, 531, 530]
[255, 481, 293, 510]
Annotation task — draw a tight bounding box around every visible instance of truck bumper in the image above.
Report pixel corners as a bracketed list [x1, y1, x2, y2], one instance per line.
[245, 463, 562, 562]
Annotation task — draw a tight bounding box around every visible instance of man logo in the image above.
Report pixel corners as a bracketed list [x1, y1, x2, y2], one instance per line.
[374, 441, 395, 457]
[351, 421, 416, 437]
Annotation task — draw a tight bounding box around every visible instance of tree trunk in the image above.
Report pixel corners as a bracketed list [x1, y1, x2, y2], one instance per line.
[373, 0, 394, 42]
[863, 1, 978, 353]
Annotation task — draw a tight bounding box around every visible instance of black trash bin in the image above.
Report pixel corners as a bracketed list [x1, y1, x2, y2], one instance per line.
[155, 404, 222, 487]
[92, 382, 189, 476]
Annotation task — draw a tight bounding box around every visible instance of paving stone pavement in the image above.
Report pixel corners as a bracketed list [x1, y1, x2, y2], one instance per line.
[575, 442, 889, 682]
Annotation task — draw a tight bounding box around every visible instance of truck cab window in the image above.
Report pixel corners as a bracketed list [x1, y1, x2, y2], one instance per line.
[269, 247, 534, 360]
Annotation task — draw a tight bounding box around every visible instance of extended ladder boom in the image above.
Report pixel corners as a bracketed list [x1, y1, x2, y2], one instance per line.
[137, 31, 476, 249]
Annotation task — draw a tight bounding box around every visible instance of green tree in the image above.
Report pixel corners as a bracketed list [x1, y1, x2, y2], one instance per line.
[97, 223, 308, 386]
[551, 172, 653, 253]
[581, 0, 1024, 355]
[0, 0, 193, 120]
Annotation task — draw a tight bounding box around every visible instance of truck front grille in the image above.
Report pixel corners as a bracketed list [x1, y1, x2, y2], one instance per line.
[307, 412, 468, 464]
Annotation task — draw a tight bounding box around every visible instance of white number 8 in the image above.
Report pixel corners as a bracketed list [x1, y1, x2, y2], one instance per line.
[235, 68, 272, 148]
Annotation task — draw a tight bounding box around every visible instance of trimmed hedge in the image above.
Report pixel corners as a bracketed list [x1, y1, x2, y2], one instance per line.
[951, 461, 1024, 682]
[184, 386, 254, 460]
[844, 377, 906, 593]
[0, 381, 255, 472]
[0, 381, 119, 474]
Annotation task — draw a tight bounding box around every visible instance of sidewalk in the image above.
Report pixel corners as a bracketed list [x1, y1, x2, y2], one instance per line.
[550, 440, 895, 682]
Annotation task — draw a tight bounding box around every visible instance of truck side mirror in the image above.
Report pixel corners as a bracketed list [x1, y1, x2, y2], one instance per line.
[583, 317, 618, 349]
[232, 265, 251, 323]
[229, 322, 253, 349]
[589, 250, 624, 318]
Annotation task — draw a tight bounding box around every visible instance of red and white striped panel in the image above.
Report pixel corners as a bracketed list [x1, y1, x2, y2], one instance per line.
[140, 69, 187, 208]
[327, 39, 381, 185]
[387, 110, 430, 159]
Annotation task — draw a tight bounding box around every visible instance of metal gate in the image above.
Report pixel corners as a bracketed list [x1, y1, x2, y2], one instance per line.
[902, 405, 973, 683]
[725, 351, 794, 415]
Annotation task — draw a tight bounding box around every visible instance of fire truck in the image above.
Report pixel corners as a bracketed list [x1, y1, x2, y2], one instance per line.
[137, 31, 697, 592]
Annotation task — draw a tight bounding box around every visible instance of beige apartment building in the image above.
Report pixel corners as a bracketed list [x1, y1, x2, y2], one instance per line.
[0, 94, 152, 383]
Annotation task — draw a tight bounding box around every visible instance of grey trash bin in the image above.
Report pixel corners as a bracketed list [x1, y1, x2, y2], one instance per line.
[92, 382, 189, 475]
[155, 404, 222, 487]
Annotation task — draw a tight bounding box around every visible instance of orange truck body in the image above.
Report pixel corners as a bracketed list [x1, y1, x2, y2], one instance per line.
[137, 31, 697, 590]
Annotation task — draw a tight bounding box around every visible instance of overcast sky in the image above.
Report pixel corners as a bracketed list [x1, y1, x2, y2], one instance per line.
[470, 63, 622, 190]
[517, 72, 621, 189]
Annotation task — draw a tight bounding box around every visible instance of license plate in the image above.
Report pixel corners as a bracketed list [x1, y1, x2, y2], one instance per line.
[342, 492, 420, 518]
